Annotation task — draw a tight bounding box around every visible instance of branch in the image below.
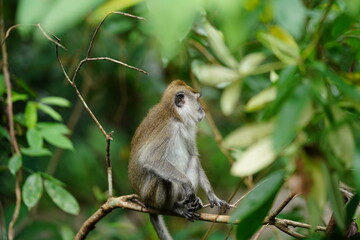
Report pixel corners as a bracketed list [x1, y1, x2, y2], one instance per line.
[75, 194, 327, 239]
[54, 11, 148, 197]
[2, 23, 66, 50]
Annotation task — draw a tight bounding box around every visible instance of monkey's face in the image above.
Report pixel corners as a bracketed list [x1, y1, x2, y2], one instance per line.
[174, 90, 205, 124]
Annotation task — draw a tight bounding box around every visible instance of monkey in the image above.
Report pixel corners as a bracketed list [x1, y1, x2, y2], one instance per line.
[128, 80, 229, 240]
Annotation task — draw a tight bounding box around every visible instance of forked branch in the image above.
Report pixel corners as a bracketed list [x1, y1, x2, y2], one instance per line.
[54, 11, 148, 197]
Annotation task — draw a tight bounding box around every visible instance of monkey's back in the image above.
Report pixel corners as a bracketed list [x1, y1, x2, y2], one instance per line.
[128, 103, 174, 195]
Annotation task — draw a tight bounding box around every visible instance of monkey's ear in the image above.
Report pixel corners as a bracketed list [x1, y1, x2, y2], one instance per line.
[175, 91, 185, 107]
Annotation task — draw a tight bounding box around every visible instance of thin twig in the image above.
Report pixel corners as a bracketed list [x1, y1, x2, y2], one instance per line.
[87, 11, 145, 57]
[72, 57, 148, 84]
[2, 23, 66, 50]
[265, 193, 298, 222]
[274, 220, 306, 239]
[1, 3, 23, 239]
[276, 218, 326, 232]
[54, 11, 148, 204]
[106, 131, 114, 197]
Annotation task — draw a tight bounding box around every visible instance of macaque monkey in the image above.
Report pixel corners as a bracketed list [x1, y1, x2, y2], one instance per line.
[128, 80, 228, 240]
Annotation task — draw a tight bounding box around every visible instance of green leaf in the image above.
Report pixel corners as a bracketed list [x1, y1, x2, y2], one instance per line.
[203, 21, 238, 69]
[60, 225, 75, 240]
[304, 156, 327, 229]
[354, 143, 360, 195]
[344, 0, 360, 17]
[12, 91, 28, 102]
[223, 121, 274, 149]
[313, 62, 360, 104]
[41, 0, 103, 34]
[44, 180, 79, 215]
[146, 0, 202, 61]
[37, 123, 73, 150]
[8, 154, 22, 176]
[231, 171, 285, 240]
[257, 26, 300, 65]
[273, 82, 310, 152]
[25, 101, 38, 129]
[16, 0, 56, 35]
[22, 173, 43, 209]
[40, 172, 65, 187]
[345, 194, 359, 227]
[89, 0, 141, 24]
[37, 103, 62, 121]
[327, 107, 355, 168]
[245, 87, 277, 112]
[192, 61, 239, 87]
[0, 126, 10, 140]
[273, 0, 306, 39]
[40, 97, 71, 107]
[220, 81, 241, 116]
[238, 52, 266, 75]
[21, 147, 51, 157]
[37, 122, 71, 135]
[0, 74, 5, 96]
[43, 132, 73, 150]
[322, 164, 345, 231]
[231, 137, 277, 177]
[27, 128, 43, 149]
[263, 66, 298, 119]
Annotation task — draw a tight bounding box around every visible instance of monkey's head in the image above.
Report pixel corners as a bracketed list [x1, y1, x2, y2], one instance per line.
[161, 80, 205, 125]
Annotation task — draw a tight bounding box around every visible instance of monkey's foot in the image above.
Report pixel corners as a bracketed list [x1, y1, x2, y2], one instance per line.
[185, 196, 203, 211]
[174, 200, 201, 222]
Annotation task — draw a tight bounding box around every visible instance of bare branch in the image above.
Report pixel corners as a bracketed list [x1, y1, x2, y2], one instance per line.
[274, 220, 306, 239]
[54, 11, 148, 204]
[2, 23, 66, 50]
[265, 193, 298, 222]
[87, 11, 145, 57]
[72, 57, 148, 84]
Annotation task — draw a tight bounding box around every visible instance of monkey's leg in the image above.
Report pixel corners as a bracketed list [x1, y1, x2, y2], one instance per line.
[143, 163, 196, 200]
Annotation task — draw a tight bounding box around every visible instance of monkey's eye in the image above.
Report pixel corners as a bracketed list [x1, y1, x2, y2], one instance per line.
[175, 91, 185, 107]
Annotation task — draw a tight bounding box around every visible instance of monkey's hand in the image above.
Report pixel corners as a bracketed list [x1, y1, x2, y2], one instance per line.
[207, 192, 230, 210]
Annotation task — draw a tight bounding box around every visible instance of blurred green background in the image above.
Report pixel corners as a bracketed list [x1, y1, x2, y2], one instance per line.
[1, 0, 360, 239]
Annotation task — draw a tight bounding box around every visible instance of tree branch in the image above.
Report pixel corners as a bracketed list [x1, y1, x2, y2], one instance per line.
[75, 194, 327, 239]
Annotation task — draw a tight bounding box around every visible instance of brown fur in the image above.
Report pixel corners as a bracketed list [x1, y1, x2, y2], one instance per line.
[128, 80, 228, 240]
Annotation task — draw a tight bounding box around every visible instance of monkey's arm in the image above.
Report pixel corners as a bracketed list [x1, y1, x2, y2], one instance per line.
[198, 165, 229, 208]
[143, 162, 196, 200]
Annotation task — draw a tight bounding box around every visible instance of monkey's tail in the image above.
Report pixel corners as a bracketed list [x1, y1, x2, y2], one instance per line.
[149, 214, 173, 240]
